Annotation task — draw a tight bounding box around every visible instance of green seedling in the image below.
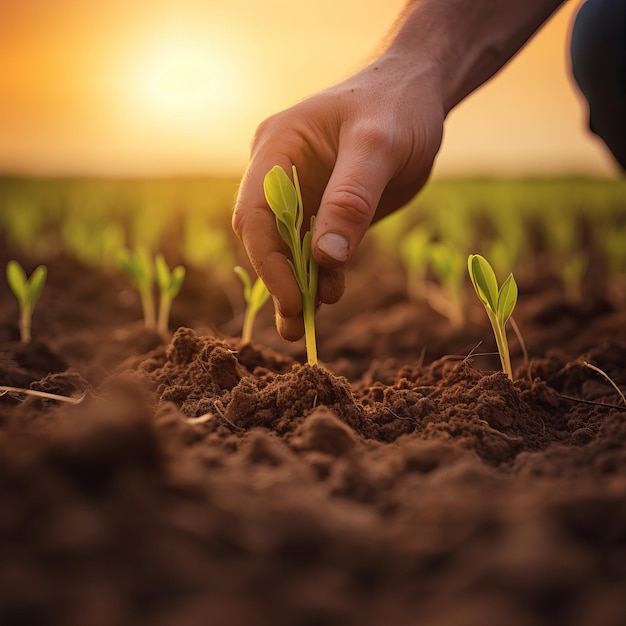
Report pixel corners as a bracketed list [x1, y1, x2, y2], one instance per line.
[155, 253, 186, 335]
[234, 266, 270, 344]
[118, 247, 185, 334]
[428, 241, 466, 328]
[6, 260, 47, 345]
[118, 245, 156, 329]
[264, 164, 319, 366]
[468, 253, 518, 380]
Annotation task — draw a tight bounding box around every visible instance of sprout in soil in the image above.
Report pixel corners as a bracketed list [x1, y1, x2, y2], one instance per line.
[6, 260, 47, 345]
[428, 240, 466, 328]
[468, 253, 518, 380]
[118, 245, 156, 329]
[118, 248, 185, 335]
[264, 164, 319, 366]
[155, 253, 186, 336]
[234, 266, 270, 344]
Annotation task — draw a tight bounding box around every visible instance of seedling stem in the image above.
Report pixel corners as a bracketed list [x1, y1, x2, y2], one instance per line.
[264, 165, 319, 365]
[6, 260, 47, 345]
[468, 253, 518, 380]
[234, 266, 270, 344]
[155, 253, 186, 335]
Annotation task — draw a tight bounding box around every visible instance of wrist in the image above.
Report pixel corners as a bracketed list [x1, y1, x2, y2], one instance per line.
[383, 0, 566, 115]
[382, 3, 457, 114]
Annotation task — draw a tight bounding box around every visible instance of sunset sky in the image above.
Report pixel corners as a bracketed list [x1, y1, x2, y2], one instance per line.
[0, 0, 619, 178]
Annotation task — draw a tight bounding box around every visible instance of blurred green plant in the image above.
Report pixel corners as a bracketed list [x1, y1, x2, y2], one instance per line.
[155, 253, 186, 335]
[468, 253, 518, 380]
[62, 220, 126, 270]
[234, 266, 270, 344]
[561, 252, 588, 303]
[400, 226, 431, 301]
[183, 214, 235, 274]
[118, 245, 157, 330]
[540, 210, 588, 301]
[118, 247, 185, 335]
[264, 164, 319, 366]
[428, 241, 467, 328]
[6, 260, 47, 345]
[2, 199, 50, 256]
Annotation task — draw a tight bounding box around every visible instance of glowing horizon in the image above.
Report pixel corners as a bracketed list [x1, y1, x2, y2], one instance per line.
[0, 0, 619, 178]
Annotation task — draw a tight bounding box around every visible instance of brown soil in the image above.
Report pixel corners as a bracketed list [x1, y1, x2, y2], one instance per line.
[1, 248, 626, 626]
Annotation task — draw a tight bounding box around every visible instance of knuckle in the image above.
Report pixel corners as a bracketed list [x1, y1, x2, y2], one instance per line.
[252, 111, 282, 141]
[352, 122, 396, 155]
[328, 183, 373, 224]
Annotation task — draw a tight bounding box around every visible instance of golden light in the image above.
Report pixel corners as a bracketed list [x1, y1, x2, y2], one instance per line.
[126, 32, 250, 126]
[0, 0, 616, 177]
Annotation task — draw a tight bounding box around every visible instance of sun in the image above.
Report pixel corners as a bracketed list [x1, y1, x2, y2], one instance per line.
[126, 32, 250, 127]
[107, 24, 267, 173]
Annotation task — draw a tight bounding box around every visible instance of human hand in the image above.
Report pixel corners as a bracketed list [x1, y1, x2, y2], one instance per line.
[233, 54, 445, 340]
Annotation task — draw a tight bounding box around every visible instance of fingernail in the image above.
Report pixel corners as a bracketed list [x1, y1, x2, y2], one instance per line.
[317, 233, 349, 263]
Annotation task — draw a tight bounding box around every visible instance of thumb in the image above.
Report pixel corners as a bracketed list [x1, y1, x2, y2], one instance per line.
[312, 132, 393, 268]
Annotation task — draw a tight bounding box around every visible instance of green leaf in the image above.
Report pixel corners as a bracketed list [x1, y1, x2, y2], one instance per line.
[168, 266, 186, 298]
[467, 252, 518, 380]
[263, 165, 318, 365]
[136, 245, 154, 283]
[250, 275, 270, 310]
[234, 266, 252, 302]
[155, 253, 171, 291]
[430, 242, 456, 280]
[292, 165, 304, 234]
[276, 220, 293, 248]
[7, 260, 27, 304]
[118, 248, 141, 282]
[118, 246, 154, 289]
[28, 266, 47, 308]
[468, 254, 499, 312]
[400, 227, 430, 270]
[497, 273, 518, 327]
[302, 231, 312, 265]
[153, 253, 184, 299]
[264, 165, 298, 225]
[6, 261, 46, 308]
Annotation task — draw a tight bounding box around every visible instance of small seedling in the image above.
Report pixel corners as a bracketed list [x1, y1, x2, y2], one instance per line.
[118, 245, 156, 329]
[234, 266, 270, 344]
[428, 241, 466, 328]
[264, 164, 319, 366]
[6, 260, 47, 345]
[155, 253, 186, 335]
[468, 253, 518, 380]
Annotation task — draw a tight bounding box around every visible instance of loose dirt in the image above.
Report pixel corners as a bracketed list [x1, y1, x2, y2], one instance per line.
[1, 249, 625, 626]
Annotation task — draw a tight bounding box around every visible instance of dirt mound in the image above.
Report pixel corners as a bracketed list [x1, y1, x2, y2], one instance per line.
[1, 252, 626, 625]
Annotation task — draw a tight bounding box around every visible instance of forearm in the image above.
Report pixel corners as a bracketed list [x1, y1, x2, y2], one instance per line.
[384, 0, 567, 113]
